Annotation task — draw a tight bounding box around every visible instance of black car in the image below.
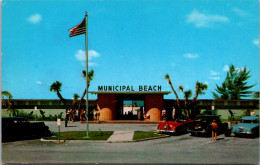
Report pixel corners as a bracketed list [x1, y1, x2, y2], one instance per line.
[2, 117, 52, 142]
[188, 115, 228, 136]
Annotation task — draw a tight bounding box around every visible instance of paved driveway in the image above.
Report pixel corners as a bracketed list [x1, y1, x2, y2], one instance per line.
[2, 122, 259, 164]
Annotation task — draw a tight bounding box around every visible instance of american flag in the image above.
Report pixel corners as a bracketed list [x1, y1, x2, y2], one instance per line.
[69, 18, 86, 37]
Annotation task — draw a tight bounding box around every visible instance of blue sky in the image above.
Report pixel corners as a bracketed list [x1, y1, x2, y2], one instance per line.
[2, 0, 259, 100]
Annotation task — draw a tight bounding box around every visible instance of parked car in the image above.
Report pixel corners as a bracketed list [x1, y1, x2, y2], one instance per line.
[157, 119, 194, 135]
[2, 117, 52, 142]
[232, 116, 259, 137]
[188, 115, 228, 136]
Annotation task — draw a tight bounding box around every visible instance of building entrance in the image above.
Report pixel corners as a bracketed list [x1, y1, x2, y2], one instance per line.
[120, 100, 144, 120]
[91, 91, 170, 121]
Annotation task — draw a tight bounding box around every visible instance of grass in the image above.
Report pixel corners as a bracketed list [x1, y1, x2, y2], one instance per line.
[133, 131, 166, 141]
[46, 131, 165, 141]
[46, 131, 113, 140]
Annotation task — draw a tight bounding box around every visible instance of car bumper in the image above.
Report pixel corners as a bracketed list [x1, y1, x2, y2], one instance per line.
[233, 131, 254, 135]
[158, 130, 175, 133]
[187, 129, 207, 133]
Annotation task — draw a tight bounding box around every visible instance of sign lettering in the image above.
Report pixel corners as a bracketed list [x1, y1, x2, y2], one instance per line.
[98, 85, 162, 92]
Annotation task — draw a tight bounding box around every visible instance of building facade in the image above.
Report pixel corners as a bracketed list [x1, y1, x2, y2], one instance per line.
[2, 96, 259, 121]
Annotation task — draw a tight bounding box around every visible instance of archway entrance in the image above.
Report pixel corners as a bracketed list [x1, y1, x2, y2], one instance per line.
[91, 91, 170, 121]
[120, 100, 144, 120]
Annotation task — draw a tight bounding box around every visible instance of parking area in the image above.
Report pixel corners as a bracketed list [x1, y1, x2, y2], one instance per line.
[2, 122, 259, 164]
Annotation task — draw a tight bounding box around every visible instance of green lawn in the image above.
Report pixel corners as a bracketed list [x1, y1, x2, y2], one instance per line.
[133, 131, 166, 141]
[46, 131, 113, 140]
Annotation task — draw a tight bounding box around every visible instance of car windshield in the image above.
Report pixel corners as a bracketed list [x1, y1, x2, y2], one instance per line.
[241, 119, 259, 123]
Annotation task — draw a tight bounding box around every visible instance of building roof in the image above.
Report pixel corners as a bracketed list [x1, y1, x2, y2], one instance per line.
[89, 91, 171, 95]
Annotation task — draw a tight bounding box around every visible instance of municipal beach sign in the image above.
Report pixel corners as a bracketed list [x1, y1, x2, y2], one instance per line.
[98, 85, 162, 92]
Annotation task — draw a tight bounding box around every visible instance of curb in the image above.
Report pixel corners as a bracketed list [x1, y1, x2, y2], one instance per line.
[40, 138, 107, 143]
[41, 134, 171, 143]
[40, 138, 65, 143]
[132, 134, 171, 142]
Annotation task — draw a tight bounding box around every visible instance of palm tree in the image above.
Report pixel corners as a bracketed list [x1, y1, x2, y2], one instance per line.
[189, 81, 208, 119]
[165, 74, 183, 119]
[78, 69, 95, 110]
[178, 86, 193, 118]
[73, 93, 79, 107]
[2, 90, 19, 116]
[169, 80, 208, 119]
[252, 91, 259, 99]
[50, 81, 67, 108]
[2, 90, 13, 109]
[192, 81, 208, 103]
[165, 74, 180, 108]
[212, 64, 255, 99]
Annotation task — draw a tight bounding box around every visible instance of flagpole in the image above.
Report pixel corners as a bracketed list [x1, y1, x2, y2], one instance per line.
[85, 11, 89, 138]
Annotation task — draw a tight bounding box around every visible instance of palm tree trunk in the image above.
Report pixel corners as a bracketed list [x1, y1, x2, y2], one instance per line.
[57, 91, 67, 108]
[192, 92, 199, 103]
[78, 88, 87, 110]
[169, 80, 181, 109]
[184, 99, 189, 118]
[167, 79, 182, 119]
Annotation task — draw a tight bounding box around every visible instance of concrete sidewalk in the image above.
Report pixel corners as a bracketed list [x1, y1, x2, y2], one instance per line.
[107, 131, 134, 142]
[45, 121, 158, 132]
[44, 121, 159, 143]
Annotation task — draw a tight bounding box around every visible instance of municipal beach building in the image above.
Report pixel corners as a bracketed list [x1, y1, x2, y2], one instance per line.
[2, 85, 259, 121]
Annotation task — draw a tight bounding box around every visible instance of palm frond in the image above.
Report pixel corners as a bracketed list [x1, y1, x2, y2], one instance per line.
[178, 85, 184, 94]
[2, 90, 13, 99]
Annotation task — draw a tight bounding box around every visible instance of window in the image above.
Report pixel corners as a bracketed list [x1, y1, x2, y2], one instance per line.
[52, 100, 62, 105]
[28, 101, 38, 105]
[40, 101, 49, 105]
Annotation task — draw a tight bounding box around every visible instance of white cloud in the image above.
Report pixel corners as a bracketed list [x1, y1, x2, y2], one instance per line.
[89, 62, 97, 66]
[184, 53, 199, 59]
[186, 9, 229, 28]
[253, 39, 259, 46]
[27, 13, 42, 24]
[223, 65, 245, 72]
[36, 81, 42, 85]
[236, 67, 245, 72]
[75, 49, 100, 61]
[232, 7, 248, 17]
[75, 49, 100, 67]
[210, 70, 220, 76]
[223, 65, 229, 72]
[75, 50, 85, 61]
[88, 50, 100, 60]
[209, 77, 220, 80]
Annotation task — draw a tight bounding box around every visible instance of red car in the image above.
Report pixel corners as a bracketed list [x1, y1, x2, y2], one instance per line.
[157, 119, 194, 134]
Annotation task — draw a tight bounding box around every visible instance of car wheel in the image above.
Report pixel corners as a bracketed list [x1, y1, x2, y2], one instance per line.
[225, 129, 231, 137]
[191, 132, 195, 136]
[206, 127, 211, 136]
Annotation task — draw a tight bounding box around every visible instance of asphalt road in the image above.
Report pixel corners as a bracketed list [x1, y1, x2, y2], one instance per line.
[2, 122, 260, 164]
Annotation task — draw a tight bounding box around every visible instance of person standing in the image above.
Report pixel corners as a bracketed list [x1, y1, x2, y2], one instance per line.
[65, 109, 69, 127]
[211, 120, 218, 141]
[250, 109, 255, 116]
[172, 106, 175, 120]
[162, 109, 166, 121]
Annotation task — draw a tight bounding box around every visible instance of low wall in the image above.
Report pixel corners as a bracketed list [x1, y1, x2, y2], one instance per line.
[200, 108, 259, 121]
[1, 109, 65, 118]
